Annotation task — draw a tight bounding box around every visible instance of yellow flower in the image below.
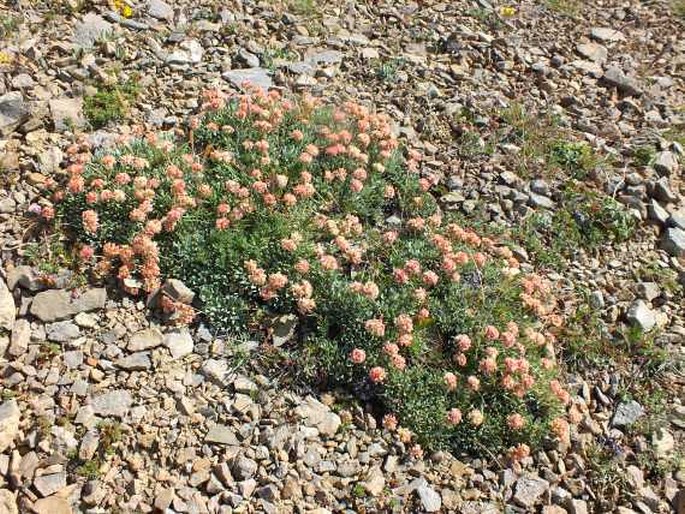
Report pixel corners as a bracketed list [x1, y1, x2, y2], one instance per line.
[500, 5, 517, 17]
[113, 0, 133, 18]
[0, 52, 12, 65]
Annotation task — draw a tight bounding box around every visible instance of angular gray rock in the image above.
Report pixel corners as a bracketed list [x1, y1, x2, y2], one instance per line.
[625, 300, 656, 332]
[514, 476, 548, 508]
[46, 320, 80, 342]
[90, 390, 133, 418]
[166, 39, 203, 65]
[160, 279, 195, 304]
[603, 66, 642, 97]
[417, 484, 442, 512]
[661, 227, 685, 257]
[612, 400, 644, 427]
[0, 400, 21, 452]
[654, 151, 679, 176]
[294, 396, 342, 437]
[0, 92, 30, 136]
[74, 13, 113, 47]
[231, 455, 258, 480]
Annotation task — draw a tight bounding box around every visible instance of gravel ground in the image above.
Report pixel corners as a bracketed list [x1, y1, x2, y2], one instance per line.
[0, 0, 683, 512]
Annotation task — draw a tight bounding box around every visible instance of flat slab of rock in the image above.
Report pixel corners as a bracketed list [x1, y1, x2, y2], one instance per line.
[128, 328, 163, 351]
[90, 390, 133, 418]
[34, 472, 67, 497]
[147, 0, 173, 20]
[115, 352, 152, 371]
[30, 288, 106, 322]
[0, 279, 16, 331]
[205, 424, 239, 445]
[222, 68, 272, 92]
[0, 400, 21, 452]
[590, 27, 625, 43]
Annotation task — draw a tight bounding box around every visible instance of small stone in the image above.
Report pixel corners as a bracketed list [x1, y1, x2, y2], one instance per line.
[612, 400, 644, 427]
[0, 279, 16, 331]
[34, 472, 67, 497]
[416, 484, 442, 512]
[166, 39, 203, 65]
[163, 329, 193, 359]
[232, 455, 258, 480]
[39, 146, 64, 174]
[513, 476, 548, 508]
[32, 496, 72, 514]
[589, 290, 605, 309]
[160, 279, 195, 304]
[0, 400, 21, 452]
[363, 466, 385, 496]
[637, 282, 660, 302]
[205, 424, 239, 446]
[114, 352, 152, 371]
[294, 396, 341, 437]
[154, 488, 175, 511]
[661, 228, 685, 257]
[79, 429, 100, 460]
[90, 390, 133, 418]
[73, 312, 97, 328]
[654, 151, 679, 176]
[652, 176, 678, 203]
[625, 300, 656, 332]
[201, 359, 231, 385]
[528, 192, 555, 209]
[49, 97, 87, 132]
